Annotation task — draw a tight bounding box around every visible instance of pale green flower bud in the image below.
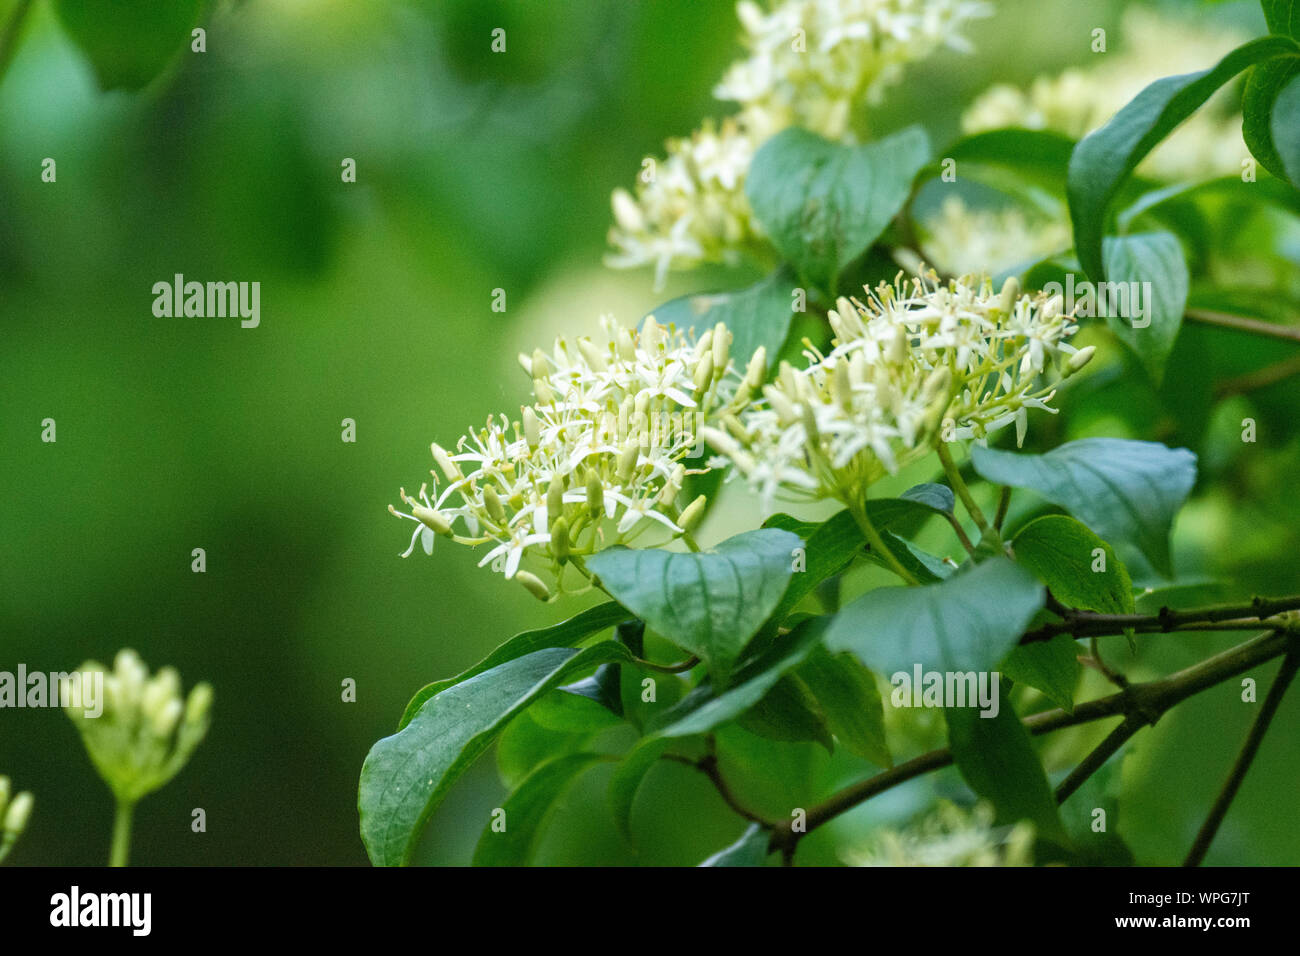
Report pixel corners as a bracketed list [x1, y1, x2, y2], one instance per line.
[530, 349, 551, 380]
[616, 326, 637, 362]
[483, 485, 507, 525]
[578, 337, 608, 373]
[711, 321, 729, 373]
[586, 471, 605, 521]
[679, 494, 707, 533]
[693, 353, 714, 391]
[616, 444, 639, 482]
[642, 316, 663, 353]
[522, 407, 541, 448]
[0, 777, 9, 812]
[763, 384, 799, 426]
[743, 347, 767, 391]
[547, 475, 565, 521]
[411, 504, 452, 536]
[1066, 345, 1096, 374]
[431, 443, 462, 482]
[184, 683, 214, 729]
[832, 360, 854, 409]
[3, 791, 32, 837]
[550, 516, 570, 561]
[998, 276, 1020, 315]
[515, 570, 551, 602]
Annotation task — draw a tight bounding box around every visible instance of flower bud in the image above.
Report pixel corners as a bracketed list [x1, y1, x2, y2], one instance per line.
[3, 791, 32, 837]
[412, 504, 453, 536]
[522, 407, 541, 448]
[1066, 345, 1096, 374]
[483, 485, 507, 525]
[679, 495, 707, 533]
[693, 353, 714, 391]
[616, 326, 637, 362]
[642, 316, 662, 353]
[611, 188, 644, 232]
[547, 475, 565, 519]
[550, 516, 570, 561]
[616, 443, 639, 482]
[743, 347, 767, 390]
[431, 443, 462, 482]
[832, 360, 854, 409]
[0, 776, 9, 810]
[763, 384, 799, 426]
[586, 471, 605, 521]
[711, 321, 729, 373]
[578, 337, 608, 372]
[998, 276, 1020, 315]
[530, 349, 551, 380]
[658, 464, 685, 506]
[887, 325, 908, 365]
[515, 570, 551, 602]
[185, 683, 214, 728]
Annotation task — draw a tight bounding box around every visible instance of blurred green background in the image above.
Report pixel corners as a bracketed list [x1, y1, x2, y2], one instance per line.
[2, 0, 1297, 866]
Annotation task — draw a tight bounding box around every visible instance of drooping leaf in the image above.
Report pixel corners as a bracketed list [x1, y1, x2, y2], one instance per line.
[824, 558, 1045, 677]
[971, 438, 1197, 577]
[1012, 515, 1135, 615]
[796, 646, 890, 766]
[746, 125, 930, 293]
[398, 602, 630, 729]
[495, 709, 592, 790]
[1067, 36, 1300, 280]
[1000, 636, 1080, 713]
[647, 267, 798, 371]
[699, 823, 772, 867]
[1100, 232, 1189, 384]
[934, 128, 1077, 197]
[946, 694, 1065, 841]
[472, 753, 608, 866]
[359, 642, 633, 866]
[737, 674, 834, 752]
[586, 529, 803, 680]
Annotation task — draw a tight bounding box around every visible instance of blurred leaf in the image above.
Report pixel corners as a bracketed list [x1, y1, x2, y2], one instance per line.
[1244, 56, 1300, 186]
[529, 685, 624, 733]
[587, 529, 802, 680]
[472, 753, 608, 866]
[947, 695, 1065, 840]
[737, 673, 833, 752]
[54, 0, 204, 91]
[796, 646, 890, 766]
[398, 602, 630, 729]
[648, 267, 798, 371]
[1000, 636, 1080, 713]
[1067, 36, 1300, 279]
[1059, 750, 1134, 865]
[609, 736, 679, 842]
[699, 823, 771, 866]
[746, 125, 930, 294]
[935, 128, 1077, 196]
[496, 709, 592, 790]
[359, 643, 633, 866]
[1100, 232, 1189, 384]
[971, 439, 1198, 577]
[824, 558, 1045, 676]
[1013, 515, 1134, 615]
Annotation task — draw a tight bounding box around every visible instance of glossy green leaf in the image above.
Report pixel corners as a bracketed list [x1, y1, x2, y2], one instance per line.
[699, 823, 772, 867]
[746, 125, 930, 293]
[586, 528, 803, 680]
[737, 673, 834, 752]
[398, 602, 630, 729]
[359, 642, 633, 866]
[559, 662, 624, 718]
[971, 439, 1197, 577]
[1067, 36, 1300, 280]
[1000, 636, 1080, 713]
[1013, 515, 1135, 615]
[647, 267, 797, 371]
[1263, 0, 1300, 36]
[1100, 232, 1189, 384]
[824, 558, 1045, 677]
[796, 646, 890, 766]
[472, 753, 608, 866]
[947, 695, 1065, 841]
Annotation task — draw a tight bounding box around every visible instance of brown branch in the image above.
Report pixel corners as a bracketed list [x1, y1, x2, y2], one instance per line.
[1020, 594, 1300, 644]
[1184, 308, 1300, 344]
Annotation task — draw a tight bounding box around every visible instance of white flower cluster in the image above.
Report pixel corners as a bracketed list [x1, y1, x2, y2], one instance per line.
[703, 270, 1087, 509]
[391, 317, 765, 599]
[917, 196, 1071, 279]
[608, 0, 990, 287]
[0, 776, 34, 863]
[64, 650, 213, 804]
[845, 801, 1035, 867]
[717, 0, 993, 142]
[962, 8, 1248, 181]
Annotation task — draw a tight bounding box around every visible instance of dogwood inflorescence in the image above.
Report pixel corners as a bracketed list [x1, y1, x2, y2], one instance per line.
[390, 316, 766, 600]
[63, 650, 213, 804]
[607, 0, 991, 287]
[702, 270, 1089, 511]
[845, 801, 1035, 867]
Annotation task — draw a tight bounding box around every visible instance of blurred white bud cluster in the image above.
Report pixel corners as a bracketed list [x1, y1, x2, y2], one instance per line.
[608, 0, 991, 287]
[391, 317, 766, 599]
[63, 650, 213, 804]
[0, 776, 34, 863]
[703, 270, 1086, 509]
[917, 196, 1072, 279]
[962, 8, 1249, 181]
[845, 801, 1035, 866]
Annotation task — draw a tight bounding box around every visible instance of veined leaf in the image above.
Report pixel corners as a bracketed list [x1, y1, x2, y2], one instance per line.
[797, 646, 890, 766]
[1100, 232, 1189, 384]
[1013, 515, 1134, 615]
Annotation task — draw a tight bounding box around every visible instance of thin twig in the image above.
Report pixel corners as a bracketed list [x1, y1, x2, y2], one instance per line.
[1020, 594, 1300, 644]
[1214, 353, 1300, 399]
[1054, 716, 1142, 804]
[1185, 308, 1300, 344]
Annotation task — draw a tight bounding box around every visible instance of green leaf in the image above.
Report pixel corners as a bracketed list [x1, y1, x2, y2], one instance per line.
[647, 267, 797, 370]
[746, 125, 930, 293]
[359, 642, 633, 866]
[971, 438, 1197, 577]
[1059, 750, 1133, 865]
[1012, 515, 1135, 615]
[946, 695, 1065, 841]
[398, 602, 630, 729]
[934, 128, 1076, 197]
[1273, 70, 1300, 184]
[54, 0, 205, 91]
[495, 709, 591, 790]
[651, 616, 829, 737]
[559, 663, 624, 718]
[1067, 35, 1300, 280]
[1100, 232, 1189, 384]
[1243, 56, 1300, 184]
[586, 529, 803, 680]
[608, 736, 679, 842]
[699, 823, 772, 867]
[824, 558, 1045, 677]
[1262, 0, 1300, 36]
[1000, 637, 1080, 713]
[472, 754, 608, 866]
[796, 646, 890, 766]
[737, 674, 834, 752]
[528, 686, 624, 733]
[864, 530, 953, 584]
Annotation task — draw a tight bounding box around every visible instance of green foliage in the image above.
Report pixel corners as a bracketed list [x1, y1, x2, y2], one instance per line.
[699, 823, 771, 867]
[1012, 515, 1134, 615]
[472, 754, 610, 866]
[54, 0, 205, 90]
[1101, 232, 1189, 383]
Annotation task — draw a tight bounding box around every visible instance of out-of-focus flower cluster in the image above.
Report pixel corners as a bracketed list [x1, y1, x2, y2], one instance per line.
[703, 270, 1087, 509]
[844, 801, 1035, 866]
[63, 650, 213, 804]
[608, 0, 991, 287]
[391, 317, 765, 599]
[917, 196, 1071, 279]
[0, 776, 34, 864]
[962, 8, 1248, 181]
